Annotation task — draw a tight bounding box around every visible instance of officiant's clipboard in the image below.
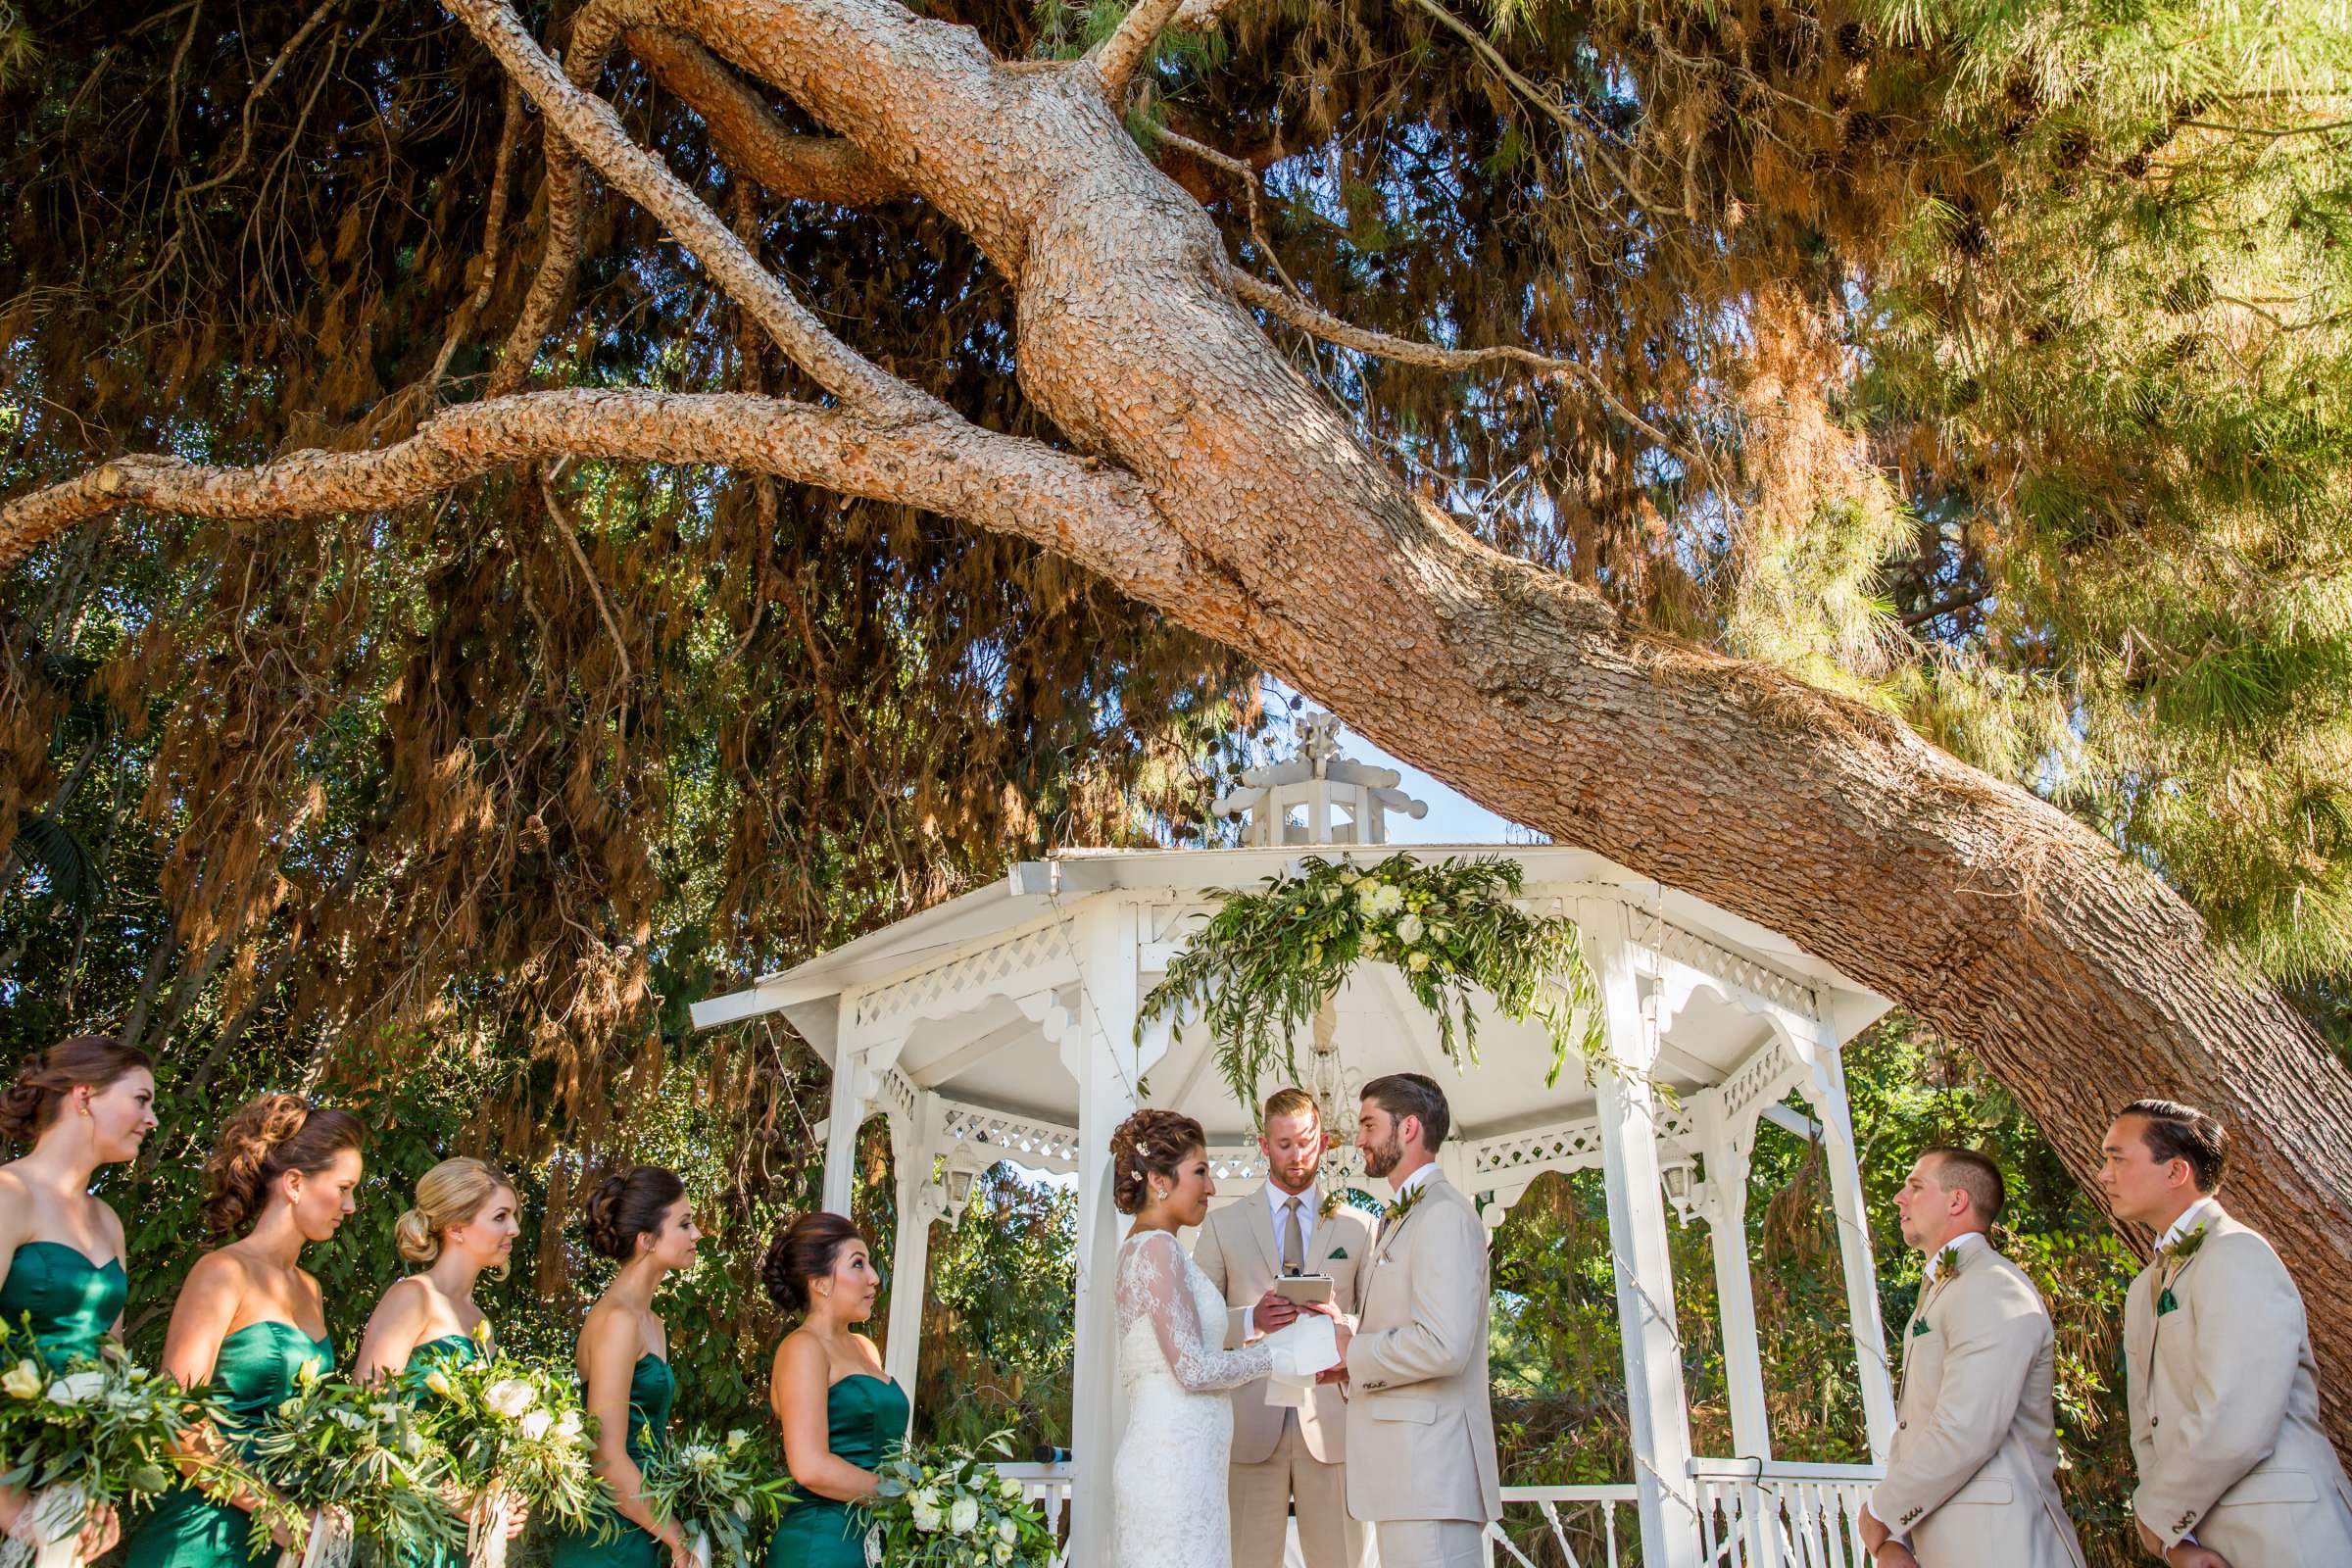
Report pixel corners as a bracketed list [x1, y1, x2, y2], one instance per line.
[1270, 1273, 1333, 1305]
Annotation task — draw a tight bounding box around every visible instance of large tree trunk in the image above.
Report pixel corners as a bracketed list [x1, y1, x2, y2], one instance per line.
[7, 0, 2349, 1447]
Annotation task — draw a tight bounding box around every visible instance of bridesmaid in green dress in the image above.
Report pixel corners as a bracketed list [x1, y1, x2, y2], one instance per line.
[763, 1213, 906, 1568]
[549, 1166, 701, 1568]
[0, 1035, 158, 1556]
[124, 1093, 368, 1568]
[356, 1157, 527, 1567]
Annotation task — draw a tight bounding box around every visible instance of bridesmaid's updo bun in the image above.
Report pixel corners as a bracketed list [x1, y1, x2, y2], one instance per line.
[0, 1035, 152, 1142]
[396, 1156, 515, 1274]
[1108, 1107, 1204, 1215]
[204, 1092, 367, 1236]
[583, 1164, 684, 1259]
[760, 1212, 862, 1313]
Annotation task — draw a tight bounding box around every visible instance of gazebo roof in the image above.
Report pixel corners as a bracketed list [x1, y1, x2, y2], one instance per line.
[690, 841, 1891, 1152]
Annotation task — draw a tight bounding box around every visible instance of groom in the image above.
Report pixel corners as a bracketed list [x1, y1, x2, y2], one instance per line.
[1323, 1072, 1500, 1568]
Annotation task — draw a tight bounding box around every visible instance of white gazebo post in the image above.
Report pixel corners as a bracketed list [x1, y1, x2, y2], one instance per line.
[1697, 1097, 1771, 1459]
[883, 1095, 940, 1414]
[1582, 902, 1700, 1568]
[1801, 1023, 1896, 1462]
[822, 1048, 879, 1217]
[1060, 898, 1168, 1568]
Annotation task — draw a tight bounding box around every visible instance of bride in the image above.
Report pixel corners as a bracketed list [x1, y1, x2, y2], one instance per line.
[1109, 1108, 1286, 1568]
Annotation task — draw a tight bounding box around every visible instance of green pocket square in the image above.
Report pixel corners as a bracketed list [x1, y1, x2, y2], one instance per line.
[2157, 1288, 2179, 1316]
[1910, 1318, 1931, 1338]
[1328, 1248, 1348, 1259]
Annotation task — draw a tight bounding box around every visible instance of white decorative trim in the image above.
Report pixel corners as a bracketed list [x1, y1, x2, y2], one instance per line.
[846, 921, 1077, 1042]
[936, 1100, 1084, 1176]
[1637, 916, 1820, 1020]
[1720, 1036, 1799, 1130]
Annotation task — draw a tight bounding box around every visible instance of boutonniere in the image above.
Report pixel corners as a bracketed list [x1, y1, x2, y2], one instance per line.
[1319, 1190, 1343, 1220]
[1384, 1185, 1428, 1228]
[2160, 1224, 2208, 1266]
[1934, 1245, 1963, 1282]
[2156, 1224, 2207, 1314]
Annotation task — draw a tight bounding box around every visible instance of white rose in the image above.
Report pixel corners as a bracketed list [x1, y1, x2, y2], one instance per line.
[1395, 913, 1424, 945]
[46, 1370, 105, 1406]
[999, 1477, 1021, 1502]
[725, 1428, 749, 1453]
[556, 1410, 584, 1440]
[518, 1410, 553, 1441]
[423, 1369, 456, 1398]
[1365, 884, 1404, 915]
[993, 1544, 1011, 1565]
[483, 1379, 535, 1418]
[949, 1496, 978, 1536]
[996, 1518, 1017, 1545]
[909, 1495, 943, 1534]
[1407, 950, 1431, 972]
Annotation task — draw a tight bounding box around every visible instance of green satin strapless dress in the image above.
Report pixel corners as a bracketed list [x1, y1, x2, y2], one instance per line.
[549, 1353, 673, 1568]
[765, 1375, 908, 1568]
[0, 1241, 126, 1362]
[400, 1334, 484, 1568]
[124, 1321, 333, 1568]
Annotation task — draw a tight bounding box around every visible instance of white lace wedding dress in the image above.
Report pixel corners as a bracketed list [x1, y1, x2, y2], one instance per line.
[1110, 1228, 1274, 1568]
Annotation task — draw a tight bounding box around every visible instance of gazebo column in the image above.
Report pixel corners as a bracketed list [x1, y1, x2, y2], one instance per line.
[883, 1095, 939, 1425]
[821, 1047, 880, 1217]
[1700, 1100, 1770, 1459]
[1058, 899, 1169, 1568]
[1581, 904, 1701, 1568]
[1802, 1026, 1896, 1462]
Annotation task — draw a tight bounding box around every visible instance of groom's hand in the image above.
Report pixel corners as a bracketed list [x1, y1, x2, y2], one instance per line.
[1252, 1291, 1300, 1334]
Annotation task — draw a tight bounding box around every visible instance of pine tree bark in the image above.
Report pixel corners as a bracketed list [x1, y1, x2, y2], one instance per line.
[7, 0, 2350, 1451]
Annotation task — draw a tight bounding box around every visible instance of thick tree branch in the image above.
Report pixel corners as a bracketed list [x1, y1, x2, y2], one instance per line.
[0, 390, 1202, 606]
[1094, 0, 1188, 102]
[448, 0, 935, 419]
[625, 26, 906, 206]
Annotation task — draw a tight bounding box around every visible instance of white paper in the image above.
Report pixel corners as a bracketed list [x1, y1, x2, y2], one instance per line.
[1262, 1313, 1341, 1408]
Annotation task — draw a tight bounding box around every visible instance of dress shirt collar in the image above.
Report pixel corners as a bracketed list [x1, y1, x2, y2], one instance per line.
[1922, 1228, 1989, 1287]
[2157, 1195, 2223, 1253]
[1395, 1161, 1439, 1201]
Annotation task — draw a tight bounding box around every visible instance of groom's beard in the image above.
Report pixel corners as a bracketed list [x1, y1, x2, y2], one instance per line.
[1362, 1132, 1402, 1178]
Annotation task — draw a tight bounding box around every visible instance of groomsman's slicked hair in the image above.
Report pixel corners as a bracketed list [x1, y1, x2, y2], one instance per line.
[1920, 1146, 2007, 1225]
[1362, 1072, 1450, 1152]
[2121, 1099, 2228, 1193]
[1262, 1086, 1320, 1129]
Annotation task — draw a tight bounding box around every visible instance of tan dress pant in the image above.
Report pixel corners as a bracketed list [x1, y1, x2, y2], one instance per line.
[1372, 1518, 1486, 1568]
[1228, 1419, 1362, 1568]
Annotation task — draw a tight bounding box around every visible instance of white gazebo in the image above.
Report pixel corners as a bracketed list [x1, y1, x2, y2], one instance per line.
[692, 722, 1897, 1567]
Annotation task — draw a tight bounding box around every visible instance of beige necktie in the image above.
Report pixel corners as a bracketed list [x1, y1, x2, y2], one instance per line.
[1281, 1197, 1304, 1275]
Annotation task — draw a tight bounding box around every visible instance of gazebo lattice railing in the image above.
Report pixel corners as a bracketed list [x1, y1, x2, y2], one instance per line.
[693, 733, 1897, 1568]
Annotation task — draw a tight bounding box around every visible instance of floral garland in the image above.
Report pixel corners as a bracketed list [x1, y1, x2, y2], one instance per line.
[1138, 853, 1604, 1109]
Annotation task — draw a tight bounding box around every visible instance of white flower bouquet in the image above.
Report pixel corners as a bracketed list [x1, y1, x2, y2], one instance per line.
[242, 1362, 461, 1568]
[0, 1326, 242, 1568]
[411, 1348, 610, 1562]
[858, 1432, 1055, 1567]
[637, 1427, 795, 1568]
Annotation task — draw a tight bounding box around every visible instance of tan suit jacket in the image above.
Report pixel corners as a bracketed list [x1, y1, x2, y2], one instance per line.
[2126, 1204, 2352, 1560]
[1869, 1243, 2085, 1568]
[1342, 1169, 1500, 1526]
[1193, 1185, 1374, 1466]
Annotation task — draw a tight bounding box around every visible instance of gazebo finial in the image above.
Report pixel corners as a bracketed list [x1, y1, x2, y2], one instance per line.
[1211, 710, 1430, 846]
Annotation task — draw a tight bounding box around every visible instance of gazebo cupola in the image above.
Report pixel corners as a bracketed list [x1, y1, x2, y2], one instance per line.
[1211, 710, 1429, 847]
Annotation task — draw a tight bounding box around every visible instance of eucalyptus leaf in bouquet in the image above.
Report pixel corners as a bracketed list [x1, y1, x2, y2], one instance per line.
[0, 1322, 254, 1568]
[242, 1363, 462, 1567]
[637, 1427, 795, 1568]
[858, 1432, 1055, 1567]
[409, 1348, 611, 1543]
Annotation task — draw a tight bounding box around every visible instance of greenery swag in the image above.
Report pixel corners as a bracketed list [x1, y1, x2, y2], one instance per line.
[1138, 854, 1605, 1109]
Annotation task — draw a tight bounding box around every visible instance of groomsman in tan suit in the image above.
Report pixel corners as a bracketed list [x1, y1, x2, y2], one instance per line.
[1192, 1087, 1375, 1568]
[1857, 1147, 2085, 1568]
[2100, 1098, 2352, 1568]
[1323, 1073, 1500, 1568]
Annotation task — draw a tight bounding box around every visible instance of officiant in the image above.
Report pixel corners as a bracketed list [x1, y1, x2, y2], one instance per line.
[1193, 1088, 1377, 1568]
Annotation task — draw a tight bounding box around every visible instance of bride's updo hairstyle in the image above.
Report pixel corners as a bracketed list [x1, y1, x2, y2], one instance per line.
[582, 1164, 685, 1260]
[397, 1156, 516, 1276]
[205, 1091, 368, 1236]
[760, 1212, 862, 1313]
[1109, 1108, 1205, 1215]
[0, 1035, 152, 1142]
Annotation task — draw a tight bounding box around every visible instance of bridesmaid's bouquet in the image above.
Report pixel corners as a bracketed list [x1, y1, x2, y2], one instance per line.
[637, 1427, 795, 1568]
[0, 1328, 241, 1568]
[858, 1433, 1056, 1568]
[242, 1363, 461, 1568]
[411, 1349, 610, 1566]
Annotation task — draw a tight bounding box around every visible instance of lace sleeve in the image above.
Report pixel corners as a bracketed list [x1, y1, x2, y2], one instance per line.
[1116, 1231, 1272, 1394]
